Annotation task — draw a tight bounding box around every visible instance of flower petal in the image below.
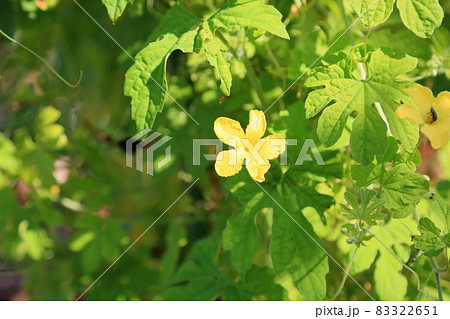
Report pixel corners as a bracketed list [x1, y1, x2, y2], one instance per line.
[406, 85, 434, 114]
[214, 117, 245, 147]
[215, 149, 247, 177]
[421, 122, 450, 149]
[246, 156, 270, 183]
[246, 110, 267, 145]
[396, 104, 425, 124]
[433, 91, 450, 119]
[259, 134, 286, 160]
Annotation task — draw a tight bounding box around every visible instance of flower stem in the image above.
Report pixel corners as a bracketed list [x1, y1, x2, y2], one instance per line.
[217, 31, 268, 108]
[0, 28, 82, 88]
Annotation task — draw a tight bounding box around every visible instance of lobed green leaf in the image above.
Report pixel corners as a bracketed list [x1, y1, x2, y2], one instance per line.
[305, 49, 418, 166]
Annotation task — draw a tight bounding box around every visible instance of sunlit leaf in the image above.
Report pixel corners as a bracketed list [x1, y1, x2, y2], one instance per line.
[102, 0, 134, 22]
[350, 0, 395, 27]
[305, 48, 418, 165]
[397, 0, 443, 38]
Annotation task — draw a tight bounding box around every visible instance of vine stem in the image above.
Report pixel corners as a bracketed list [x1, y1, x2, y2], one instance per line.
[415, 270, 435, 301]
[263, 42, 286, 109]
[364, 0, 372, 48]
[434, 271, 443, 301]
[429, 257, 445, 301]
[332, 246, 359, 300]
[338, 0, 355, 46]
[0, 29, 82, 88]
[217, 31, 268, 108]
[365, 228, 422, 292]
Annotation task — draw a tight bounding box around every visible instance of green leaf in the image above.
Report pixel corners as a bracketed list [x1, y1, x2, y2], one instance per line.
[284, 174, 335, 224]
[209, 0, 290, 39]
[305, 49, 418, 164]
[224, 173, 266, 205]
[0, 133, 20, 176]
[124, 2, 200, 130]
[374, 253, 407, 300]
[379, 163, 430, 210]
[225, 265, 284, 300]
[441, 233, 450, 247]
[223, 176, 270, 277]
[202, 0, 289, 95]
[350, 0, 395, 27]
[223, 192, 264, 277]
[102, 0, 134, 22]
[277, 102, 344, 179]
[194, 21, 232, 95]
[18, 220, 52, 261]
[157, 235, 284, 300]
[351, 163, 379, 187]
[225, 175, 330, 300]
[160, 223, 187, 283]
[418, 217, 441, 236]
[270, 205, 328, 300]
[80, 241, 102, 274]
[271, 184, 329, 300]
[356, 216, 417, 300]
[350, 244, 378, 275]
[392, 204, 415, 219]
[430, 197, 450, 232]
[397, 0, 444, 38]
[351, 137, 429, 218]
[124, 0, 288, 130]
[350, 106, 387, 165]
[352, 160, 429, 218]
[377, 136, 400, 165]
[370, 216, 419, 300]
[33, 106, 68, 150]
[341, 189, 387, 225]
[414, 217, 446, 256]
[157, 235, 228, 300]
[20, 149, 56, 188]
[69, 232, 95, 252]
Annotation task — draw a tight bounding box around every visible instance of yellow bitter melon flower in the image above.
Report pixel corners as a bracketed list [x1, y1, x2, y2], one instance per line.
[396, 85, 450, 149]
[214, 110, 286, 182]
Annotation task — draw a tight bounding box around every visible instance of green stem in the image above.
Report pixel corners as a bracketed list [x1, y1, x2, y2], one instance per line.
[415, 270, 436, 301]
[332, 246, 359, 300]
[263, 42, 286, 109]
[415, 133, 426, 150]
[217, 31, 268, 108]
[0, 29, 82, 88]
[241, 54, 268, 108]
[338, 0, 355, 46]
[366, 228, 422, 292]
[364, 0, 372, 47]
[434, 271, 443, 301]
[264, 42, 282, 73]
[429, 257, 445, 301]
